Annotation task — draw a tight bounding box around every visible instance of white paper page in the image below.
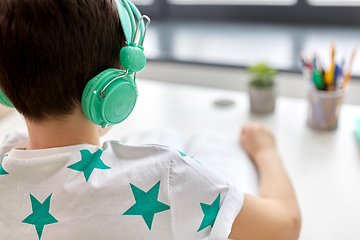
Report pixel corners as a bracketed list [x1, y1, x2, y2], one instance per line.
[186, 131, 259, 196]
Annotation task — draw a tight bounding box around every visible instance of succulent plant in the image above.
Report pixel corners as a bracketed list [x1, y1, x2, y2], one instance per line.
[248, 62, 277, 89]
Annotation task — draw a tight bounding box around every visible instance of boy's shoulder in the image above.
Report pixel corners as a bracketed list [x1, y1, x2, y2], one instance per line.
[0, 130, 185, 173]
[0, 130, 236, 187]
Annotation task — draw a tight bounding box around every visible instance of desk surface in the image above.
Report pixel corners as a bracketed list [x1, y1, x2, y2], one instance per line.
[1, 79, 360, 240]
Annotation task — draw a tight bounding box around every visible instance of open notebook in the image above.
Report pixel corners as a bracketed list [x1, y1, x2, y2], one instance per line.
[121, 128, 259, 196]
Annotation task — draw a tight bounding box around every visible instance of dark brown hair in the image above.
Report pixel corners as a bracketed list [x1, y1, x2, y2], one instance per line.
[0, 0, 126, 121]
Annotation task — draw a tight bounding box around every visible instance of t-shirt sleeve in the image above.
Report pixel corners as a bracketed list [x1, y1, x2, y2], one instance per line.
[169, 149, 244, 240]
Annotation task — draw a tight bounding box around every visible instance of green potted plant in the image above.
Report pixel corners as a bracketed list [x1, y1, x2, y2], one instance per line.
[247, 62, 277, 113]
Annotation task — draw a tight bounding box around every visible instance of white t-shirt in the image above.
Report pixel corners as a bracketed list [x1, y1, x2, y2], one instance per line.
[0, 131, 244, 240]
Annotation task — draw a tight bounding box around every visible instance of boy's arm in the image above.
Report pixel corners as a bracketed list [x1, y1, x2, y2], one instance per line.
[229, 123, 301, 240]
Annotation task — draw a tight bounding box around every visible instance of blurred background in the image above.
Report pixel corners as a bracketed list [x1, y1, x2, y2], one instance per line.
[0, 2, 359, 239]
[133, 0, 360, 104]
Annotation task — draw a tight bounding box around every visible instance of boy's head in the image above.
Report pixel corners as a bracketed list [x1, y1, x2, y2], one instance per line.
[0, 0, 126, 121]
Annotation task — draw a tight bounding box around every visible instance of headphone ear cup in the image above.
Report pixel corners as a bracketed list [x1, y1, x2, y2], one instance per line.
[82, 69, 137, 128]
[120, 44, 146, 73]
[0, 89, 14, 108]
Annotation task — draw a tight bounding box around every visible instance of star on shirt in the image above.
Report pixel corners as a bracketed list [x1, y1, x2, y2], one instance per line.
[123, 181, 170, 230]
[177, 150, 202, 165]
[22, 194, 58, 240]
[0, 154, 9, 175]
[67, 149, 110, 182]
[178, 150, 187, 157]
[198, 193, 221, 232]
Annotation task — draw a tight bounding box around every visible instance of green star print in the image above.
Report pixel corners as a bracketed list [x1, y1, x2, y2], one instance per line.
[0, 154, 9, 175]
[123, 181, 170, 230]
[67, 149, 110, 181]
[198, 193, 221, 232]
[22, 194, 58, 240]
[177, 150, 202, 165]
[178, 150, 187, 157]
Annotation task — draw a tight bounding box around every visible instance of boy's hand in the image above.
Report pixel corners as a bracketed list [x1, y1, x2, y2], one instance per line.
[240, 123, 277, 167]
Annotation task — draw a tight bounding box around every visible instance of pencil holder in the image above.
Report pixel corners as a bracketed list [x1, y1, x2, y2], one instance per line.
[307, 87, 348, 130]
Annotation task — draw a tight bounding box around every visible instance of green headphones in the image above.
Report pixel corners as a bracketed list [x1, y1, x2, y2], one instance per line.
[0, 0, 150, 128]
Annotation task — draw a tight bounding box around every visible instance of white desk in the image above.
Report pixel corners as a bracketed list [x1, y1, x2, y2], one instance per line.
[1, 79, 360, 240]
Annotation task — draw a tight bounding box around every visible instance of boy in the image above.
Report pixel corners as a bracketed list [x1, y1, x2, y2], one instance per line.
[0, 0, 301, 239]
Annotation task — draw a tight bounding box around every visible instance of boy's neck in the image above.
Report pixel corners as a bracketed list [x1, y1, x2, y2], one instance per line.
[25, 106, 101, 150]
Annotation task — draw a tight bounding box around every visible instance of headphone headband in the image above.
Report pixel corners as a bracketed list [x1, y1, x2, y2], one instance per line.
[116, 0, 148, 47]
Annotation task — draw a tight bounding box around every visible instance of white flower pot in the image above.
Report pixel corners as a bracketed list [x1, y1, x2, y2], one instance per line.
[248, 86, 276, 113]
